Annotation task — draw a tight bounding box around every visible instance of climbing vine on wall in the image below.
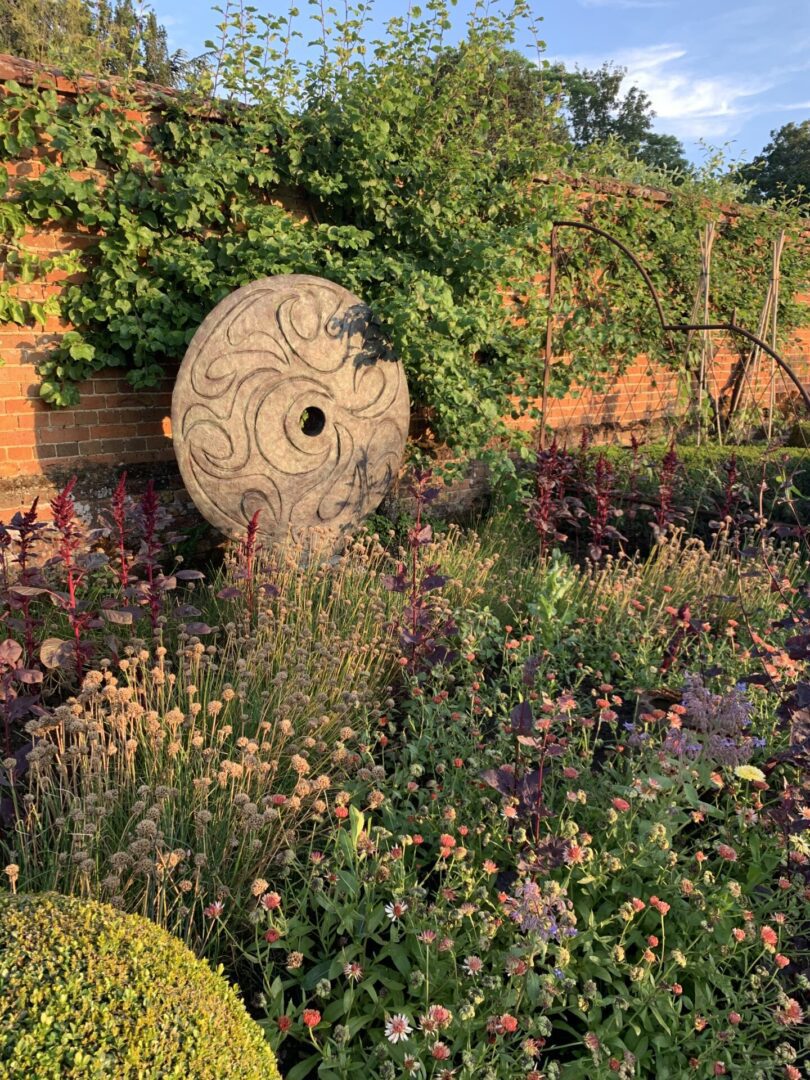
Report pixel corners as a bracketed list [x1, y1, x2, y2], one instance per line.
[0, 0, 808, 461]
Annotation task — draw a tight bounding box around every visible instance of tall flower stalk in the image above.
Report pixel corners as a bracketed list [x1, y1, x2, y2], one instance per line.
[655, 441, 679, 534]
[111, 471, 131, 589]
[139, 481, 162, 632]
[50, 477, 88, 683]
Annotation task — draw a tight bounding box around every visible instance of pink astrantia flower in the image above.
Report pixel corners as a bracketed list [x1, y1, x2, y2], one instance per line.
[426, 1004, 453, 1029]
[505, 955, 528, 976]
[761, 926, 778, 950]
[775, 999, 804, 1026]
[385, 1014, 413, 1043]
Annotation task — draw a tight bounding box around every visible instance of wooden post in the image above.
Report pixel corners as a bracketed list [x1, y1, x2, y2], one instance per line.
[767, 231, 785, 442]
[696, 223, 715, 446]
[727, 232, 784, 434]
[540, 226, 558, 451]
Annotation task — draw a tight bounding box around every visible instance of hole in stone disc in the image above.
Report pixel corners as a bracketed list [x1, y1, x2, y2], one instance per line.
[300, 406, 326, 437]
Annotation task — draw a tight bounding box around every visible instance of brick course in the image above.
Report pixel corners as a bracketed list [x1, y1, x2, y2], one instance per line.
[1, 51, 809, 523]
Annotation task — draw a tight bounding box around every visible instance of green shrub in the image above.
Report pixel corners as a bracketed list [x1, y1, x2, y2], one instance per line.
[597, 440, 810, 532]
[664, 441, 809, 511]
[787, 419, 810, 447]
[0, 892, 280, 1079]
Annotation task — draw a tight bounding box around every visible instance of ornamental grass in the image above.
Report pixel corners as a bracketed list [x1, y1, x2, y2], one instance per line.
[2, 521, 497, 964]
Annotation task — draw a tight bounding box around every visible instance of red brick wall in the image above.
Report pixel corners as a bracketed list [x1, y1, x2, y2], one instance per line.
[0, 213, 179, 516]
[514, 325, 810, 442]
[0, 57, 182, 519]
[1, 53, 809, 522]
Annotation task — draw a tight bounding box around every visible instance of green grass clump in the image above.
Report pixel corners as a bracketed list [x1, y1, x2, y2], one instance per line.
[0, 892, 280, 1080]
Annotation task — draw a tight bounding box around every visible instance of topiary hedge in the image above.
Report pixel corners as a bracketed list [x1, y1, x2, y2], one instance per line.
[646, 441, 809, 518]
[596, 440, 810, 526]
[0, 892, 281, 1079]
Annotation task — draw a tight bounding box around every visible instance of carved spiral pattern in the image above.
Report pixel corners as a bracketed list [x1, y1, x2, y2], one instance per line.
[172, 275, 410, 544]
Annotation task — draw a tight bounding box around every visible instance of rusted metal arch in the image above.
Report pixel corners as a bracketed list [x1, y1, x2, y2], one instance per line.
[540, 219, 810, 444]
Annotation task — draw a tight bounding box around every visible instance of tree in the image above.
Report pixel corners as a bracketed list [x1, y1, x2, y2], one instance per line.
[140, 12, 175, 87]
[555, 62, 689, 176]
[561, 63, 650, 148]
[429, 45, 568, 149]
[0, 0, 91, 68]
[0, 0, 179, 85]
[428, 48, 688, 178]
[636, 132, 690, 174]
[742, 121, 810, 208]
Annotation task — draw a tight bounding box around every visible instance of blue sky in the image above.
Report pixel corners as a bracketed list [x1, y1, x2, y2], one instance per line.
[155, 0, 810, 166]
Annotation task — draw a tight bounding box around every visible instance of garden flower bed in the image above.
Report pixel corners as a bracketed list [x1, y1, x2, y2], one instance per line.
[0, 463, 808, 1079]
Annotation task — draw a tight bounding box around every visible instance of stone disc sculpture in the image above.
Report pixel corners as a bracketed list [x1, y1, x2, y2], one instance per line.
[172, 275, 410, 546]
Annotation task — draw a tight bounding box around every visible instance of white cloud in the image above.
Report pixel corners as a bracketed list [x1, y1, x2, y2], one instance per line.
[617, 43, 774, 138]
[553, 43, 776, 140]
[579, 0, 671, 8]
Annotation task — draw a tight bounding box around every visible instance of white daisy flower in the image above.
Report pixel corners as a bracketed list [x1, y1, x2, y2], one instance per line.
[384, 899, 408, 920]
[385, 1013, 413, 1043]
